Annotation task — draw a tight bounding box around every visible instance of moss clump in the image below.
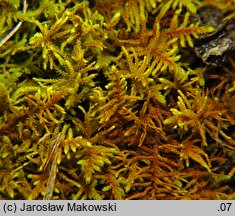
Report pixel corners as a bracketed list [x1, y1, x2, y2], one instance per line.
[0, 0, 235, 200]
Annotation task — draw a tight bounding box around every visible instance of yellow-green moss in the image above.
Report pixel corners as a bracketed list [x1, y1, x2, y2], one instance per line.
[0, 0, 234, 200]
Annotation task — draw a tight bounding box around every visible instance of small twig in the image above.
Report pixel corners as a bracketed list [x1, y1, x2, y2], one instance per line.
[42, 132, 63, 200]
[0, 0, 28, 48]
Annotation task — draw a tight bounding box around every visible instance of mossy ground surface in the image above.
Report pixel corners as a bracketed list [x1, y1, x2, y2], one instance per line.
[0, 0, 235, 200]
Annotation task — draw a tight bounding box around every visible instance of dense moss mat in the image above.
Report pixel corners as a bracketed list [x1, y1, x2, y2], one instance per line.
[0, 0, 235, 199]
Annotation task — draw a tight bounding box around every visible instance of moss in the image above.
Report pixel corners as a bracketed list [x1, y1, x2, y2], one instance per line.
[0, 0, 235, 200]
